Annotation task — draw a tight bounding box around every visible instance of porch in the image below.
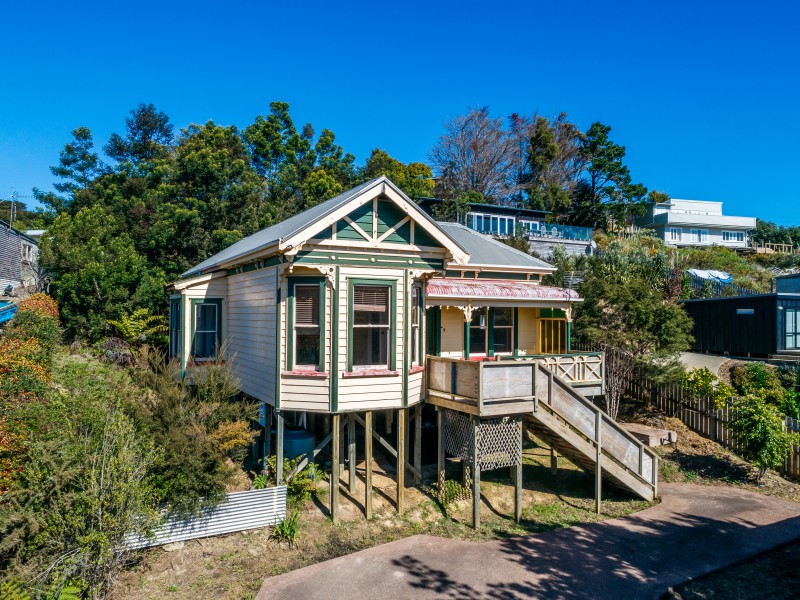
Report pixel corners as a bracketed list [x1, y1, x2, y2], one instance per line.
[425, 351, 605, 417]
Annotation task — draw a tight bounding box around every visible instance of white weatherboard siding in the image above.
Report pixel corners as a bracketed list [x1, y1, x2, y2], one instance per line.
[440, 306, 465, 357]
[516, 307, 539, 355]
[657, 225, 749, 248]
[226, 268, 277, 403]
[337, 266, 406, 412]
[278, 268, 333, 411]
[408, 371, 424, 405]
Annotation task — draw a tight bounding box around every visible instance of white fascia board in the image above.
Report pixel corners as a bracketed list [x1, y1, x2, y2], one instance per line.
[170, 270, 227, 291]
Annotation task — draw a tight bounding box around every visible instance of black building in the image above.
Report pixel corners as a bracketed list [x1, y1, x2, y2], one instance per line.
[681, 275, 800, 358]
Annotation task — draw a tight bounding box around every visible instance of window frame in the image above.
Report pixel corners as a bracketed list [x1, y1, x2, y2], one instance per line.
[669, 227, 681, 242]
[169, 297, 182, 359]
[347, 278, 397, 372]
[287, 277, 326, 372]
[467, 306, 515, 357]
[410, 284, 423, 366]
[190, 298, 223, 362]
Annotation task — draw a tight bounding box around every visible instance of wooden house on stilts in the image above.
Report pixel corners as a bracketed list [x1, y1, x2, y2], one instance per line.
[168, 177, 658, 527]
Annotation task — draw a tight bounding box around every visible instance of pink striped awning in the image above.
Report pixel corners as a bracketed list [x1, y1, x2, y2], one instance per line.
[426, 278, 581, 303]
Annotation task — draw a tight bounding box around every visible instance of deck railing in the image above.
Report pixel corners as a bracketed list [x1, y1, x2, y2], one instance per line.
[426, 352, 605, 417]
[499, 352, 604, 389]
[426, 356, 539, 416]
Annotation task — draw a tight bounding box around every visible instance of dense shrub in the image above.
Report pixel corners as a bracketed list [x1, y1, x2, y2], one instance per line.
[128, 350, 258, 516]
[729, 395, 800, 482]
[15, 293, 59, 321]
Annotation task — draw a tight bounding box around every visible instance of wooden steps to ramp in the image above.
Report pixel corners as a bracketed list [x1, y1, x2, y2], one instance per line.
[526, 364, 658, 502]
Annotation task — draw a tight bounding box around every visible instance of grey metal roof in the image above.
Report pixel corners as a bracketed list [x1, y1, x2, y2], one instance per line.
[437, 222, 555, 271]
[182, 178, 385, 277]
[181, 176, 470, 278]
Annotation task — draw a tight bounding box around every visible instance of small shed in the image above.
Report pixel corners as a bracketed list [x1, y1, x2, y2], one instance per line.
[681, 283, 800, 358]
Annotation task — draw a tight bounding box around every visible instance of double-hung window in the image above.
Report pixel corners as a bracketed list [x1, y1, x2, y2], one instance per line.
[492, 308, 514, 354]
[469, 307, 515, 356]
[292, 282, 324, 370]
[469, 309, 487, 355]
[669, 227, 681, 242]
[169, 298, 182, 358]
[192, 299, 222, 361]
[410, 285, 422, 366]
[351, 284, 392, 370]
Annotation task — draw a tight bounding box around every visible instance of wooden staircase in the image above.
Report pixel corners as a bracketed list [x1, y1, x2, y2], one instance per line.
[526, 363, 659, 502]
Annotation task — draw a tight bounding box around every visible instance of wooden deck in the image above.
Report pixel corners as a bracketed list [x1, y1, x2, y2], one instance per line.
[426, 352, 604, 417]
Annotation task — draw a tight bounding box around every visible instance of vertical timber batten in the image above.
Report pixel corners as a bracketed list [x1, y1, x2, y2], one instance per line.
[331, 413, 340, 523]
[403, 270, 410, 407]
[274, 288, 281, 410]
[331, 267, 340, 412]
[365, 411, 373, 519]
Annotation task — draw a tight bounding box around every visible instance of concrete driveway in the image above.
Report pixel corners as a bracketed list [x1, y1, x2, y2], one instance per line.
[258, 484, 800, 600]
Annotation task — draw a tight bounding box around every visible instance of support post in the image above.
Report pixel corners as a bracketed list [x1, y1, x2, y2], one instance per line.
[386, 410, 393, 434]
[263, 403, 272, 469]
[514, 461, 523, 524]
[472, 416, 480, 529]
[276, 410, 285, 485]
[365, 411, 373, 519]
[397, 409, 406, 514]
[595, 410, 602, 515]
[550, 446, 558, 476]
[348, 414, 357, 492]
[331, 414, 340, 523]
[437, 408, 444, 483]
[413, 404, 422, 483]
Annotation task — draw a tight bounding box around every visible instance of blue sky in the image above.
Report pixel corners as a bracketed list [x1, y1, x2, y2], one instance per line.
[1, 0, 798, 224]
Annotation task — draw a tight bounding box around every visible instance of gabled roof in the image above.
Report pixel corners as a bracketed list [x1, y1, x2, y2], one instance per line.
[437, 222, 555, 272]
[181, 176, 469, 278]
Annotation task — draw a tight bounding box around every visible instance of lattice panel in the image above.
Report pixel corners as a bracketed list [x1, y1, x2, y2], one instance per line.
[442, 410, 522, 471]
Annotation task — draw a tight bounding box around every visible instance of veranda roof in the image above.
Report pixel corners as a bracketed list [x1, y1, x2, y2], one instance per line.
[426, 278, 581, 305]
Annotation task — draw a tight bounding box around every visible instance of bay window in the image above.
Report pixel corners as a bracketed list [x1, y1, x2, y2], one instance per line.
[350, 282, 395, 371]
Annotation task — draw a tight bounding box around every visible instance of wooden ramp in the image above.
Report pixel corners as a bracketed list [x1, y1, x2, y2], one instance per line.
[525, 363, 658, 501]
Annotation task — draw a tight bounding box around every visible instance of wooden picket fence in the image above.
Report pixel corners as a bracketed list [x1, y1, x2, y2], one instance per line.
[623, 368, 800, 480]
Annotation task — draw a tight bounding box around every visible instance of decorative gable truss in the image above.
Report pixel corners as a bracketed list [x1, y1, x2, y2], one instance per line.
[282, 180, 469, 264]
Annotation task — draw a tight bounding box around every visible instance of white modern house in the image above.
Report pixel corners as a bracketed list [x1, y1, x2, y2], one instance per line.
[635, 199, 756, 249]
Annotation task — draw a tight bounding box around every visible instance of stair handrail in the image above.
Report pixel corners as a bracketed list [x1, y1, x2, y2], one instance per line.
[535, 361, 658, 486]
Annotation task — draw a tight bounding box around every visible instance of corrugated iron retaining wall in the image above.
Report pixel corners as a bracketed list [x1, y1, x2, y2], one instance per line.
[127, 486, 287, 549]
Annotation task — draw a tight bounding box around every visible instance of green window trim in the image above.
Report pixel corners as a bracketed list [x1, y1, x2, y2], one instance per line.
[347, 277, 397, 372]
[169, 297, 182, 359]
[190, 298, 223, 361]
[410, 283, 424, 366]
[466, 306, 515, 357]
[286, 277, 326, 372]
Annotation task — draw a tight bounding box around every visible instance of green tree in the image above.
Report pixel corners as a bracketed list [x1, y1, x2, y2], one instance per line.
[39, 206, 165, 340]
[576, 270, 693, 418]
[363, 149, 435, 199]
[33, 127, 104, 214]
[570, 122, 647, 229]
[104, 103, 174, 170]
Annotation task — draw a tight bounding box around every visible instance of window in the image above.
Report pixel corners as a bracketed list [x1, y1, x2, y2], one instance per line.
[411, 285, 422, 365]
[669, 227, 682, 242]
[493, 307, 514, 354]
[468, 307, 514, 356]
[352, 284, 391, 370]
[294, 284, 322, 369]
[169, 298, 182, 358]
[469, 309, 487, 355]
[691, 229, 708, 243]
[723, 231, 745, 242]
[192, 300, 221, 360]
[786, 308, 799, 350]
